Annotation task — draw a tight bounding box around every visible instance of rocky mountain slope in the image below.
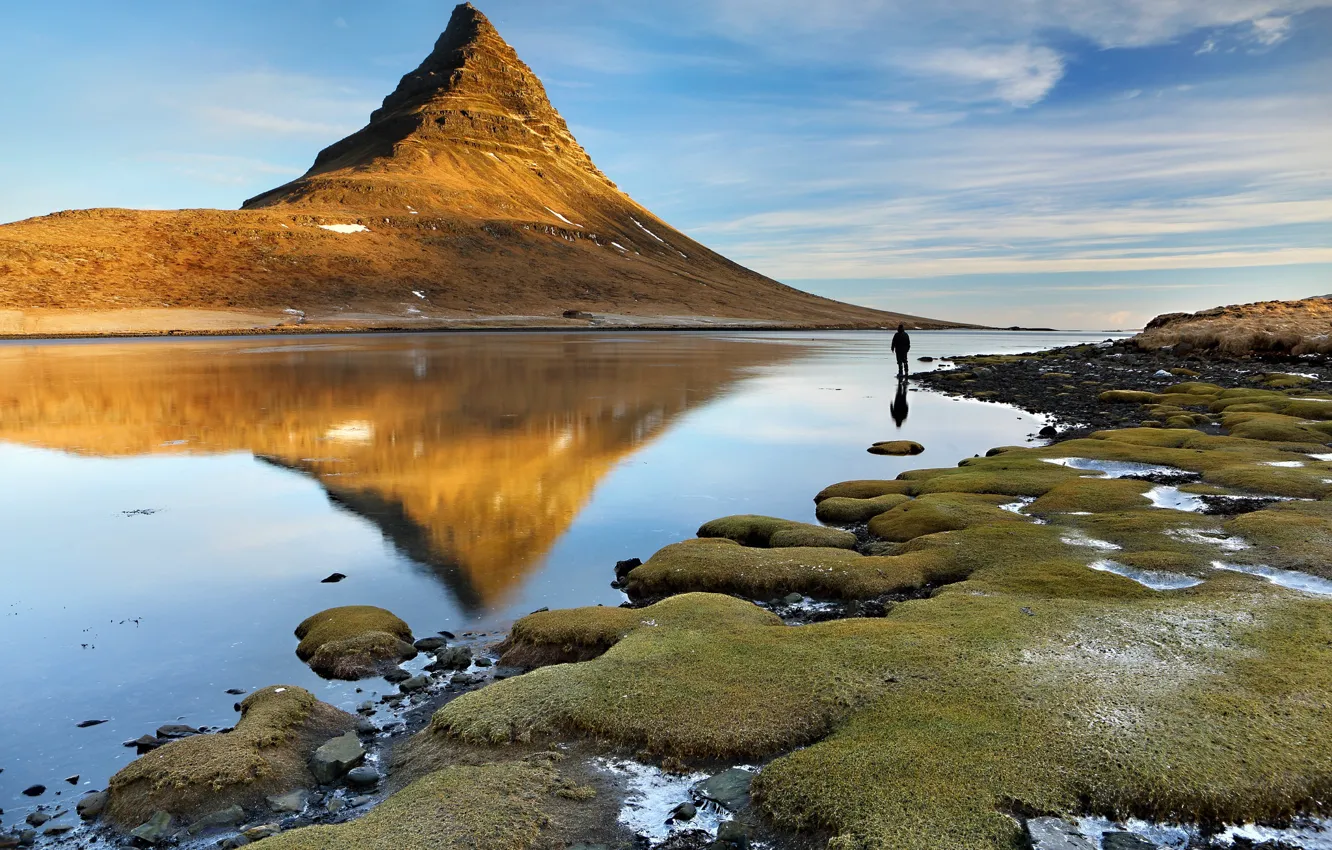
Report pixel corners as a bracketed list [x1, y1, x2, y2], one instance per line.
[0, 3, 954, 336]
[1135, 294, 1332, 357]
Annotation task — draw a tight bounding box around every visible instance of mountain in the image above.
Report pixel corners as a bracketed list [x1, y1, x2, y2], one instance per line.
[1136, 295, 1332, 357]
[0, 3, 961, 337]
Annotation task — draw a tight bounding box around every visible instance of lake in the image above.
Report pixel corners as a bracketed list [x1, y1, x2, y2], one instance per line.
[0, 328, 1126, 817]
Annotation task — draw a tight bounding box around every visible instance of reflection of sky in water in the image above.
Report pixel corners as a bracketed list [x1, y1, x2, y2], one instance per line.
[0, 329, 1123, 814]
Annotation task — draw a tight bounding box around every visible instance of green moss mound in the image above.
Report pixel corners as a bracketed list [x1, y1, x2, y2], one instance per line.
[698, 515, 857, 550]
[497, 607, 641, 668]
[868, 440, 925, 456]
[258, 762, 559, 850]
[868, 493, 1027, 542]
[1228, 501, 1332, 580]
[814, 480, 915, 503]
[106, 686, 355, 828]
[1028, 478, 1152, 514]
[815, 493, 912, 525]
[294, 606, 416, 680]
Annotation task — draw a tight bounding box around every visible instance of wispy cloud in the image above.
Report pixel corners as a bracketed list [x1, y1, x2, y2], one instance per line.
[906, 44, 1065, 107]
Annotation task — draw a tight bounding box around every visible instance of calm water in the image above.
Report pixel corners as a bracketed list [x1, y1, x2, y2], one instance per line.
[0, 329, 1124, 816]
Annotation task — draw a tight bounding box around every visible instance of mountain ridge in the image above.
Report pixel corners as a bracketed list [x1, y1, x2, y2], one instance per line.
[0, 3, 968, 336]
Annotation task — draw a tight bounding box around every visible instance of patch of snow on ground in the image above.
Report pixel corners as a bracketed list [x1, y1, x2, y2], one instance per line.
[411, 290, 426, 299]
[611, 242, 628, 251]
[1212, 561, 1332, 596]
[1146, 486, 1205, 512]
[545, 207, 583, 228]
[1090, 559, 1203, 591]
[1167, 528, 1250, 552]
[318, 224, 370, 234]
[1043, 457, 1188, 479]
[594, 759, 724, 841]
[999, 497, 1035, 514]
[631, 217, 666, 243]
[1265, 460, 1306, 467]
[1310, 453, 1332, 461]
[1061, 531, 1122, 551]
[283, 308, 305, 316]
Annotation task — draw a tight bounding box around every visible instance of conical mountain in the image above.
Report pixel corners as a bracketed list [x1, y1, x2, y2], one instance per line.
[0, 3, 964, 335]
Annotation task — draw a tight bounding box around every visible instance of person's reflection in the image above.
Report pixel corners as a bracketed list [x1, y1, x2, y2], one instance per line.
[891, 377, 910, 428]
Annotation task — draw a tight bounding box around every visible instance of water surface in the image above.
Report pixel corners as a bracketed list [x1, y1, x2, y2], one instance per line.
[0, 328, 1123, 815]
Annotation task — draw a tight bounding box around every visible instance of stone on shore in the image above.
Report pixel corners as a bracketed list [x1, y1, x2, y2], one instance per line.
[1027, 817, 1094, 850]
[309, 733, 365, 785]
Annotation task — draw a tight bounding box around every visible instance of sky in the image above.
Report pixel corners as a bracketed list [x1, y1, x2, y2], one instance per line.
[1, 1, 1329, 329]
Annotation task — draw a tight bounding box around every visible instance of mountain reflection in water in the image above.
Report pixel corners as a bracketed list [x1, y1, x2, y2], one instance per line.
[0, 333, 800, 610]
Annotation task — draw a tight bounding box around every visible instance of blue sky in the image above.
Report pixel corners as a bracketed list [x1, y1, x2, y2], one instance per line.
[1, 1, 1329, 328]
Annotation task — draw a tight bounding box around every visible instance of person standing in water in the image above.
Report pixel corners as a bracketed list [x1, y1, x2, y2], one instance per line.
[891, 324, 911, 377]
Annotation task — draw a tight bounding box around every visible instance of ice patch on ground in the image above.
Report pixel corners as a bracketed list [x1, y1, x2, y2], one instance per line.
[1167, 528, 1250, 552]
[545, 207, 583, 228]
[999, 497, 1035, 514]
[594, 759, 725, 840]
[1212, 561, 1332, 596]
[1061, 531, 1122, 551]
[318, 224, 369, 234]
[1079, 814, 1332, 849]
[1090, 559, 1203, 590]
[1146, 486, 1205, 512]
[1044, 458, 1189, 479]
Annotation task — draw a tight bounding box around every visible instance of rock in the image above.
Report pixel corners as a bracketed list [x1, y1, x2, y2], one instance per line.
[156, 724, 199, 738]
[1102, 832, 1157, 850]
[1027, 817, 1094, 850]
[17, 832, 34, 847]
[42, 824, 72, 836]
[0, 835, 18, 849]
[492, 666, 523, 679]
[309, 732, 365, 784]
[226, 688, 247, 695]
[129, 811, 173, 845]
[320, 573, 347, 583]
[413, 636, 448, 652]
[355, 717, 377, 735]
[20, 787, 43, 798]
[126, 734, 164, 752]
[187, 805, 246, 834]
[242, 823, 281, 841]
[452, 672, 481, 686]
[614, 558, 642, 581]
[475, 656, 493, 668]
[356, 701, 375, 714]
[77, 790, 108, 820]
[345, 766, 380, 789]
[782, 592, 804, 605]
[76, 719, 107, 728]
[437, 630, 456, 639]
[562, 310, 594, 320]
[220, 837, 252, 849]
[1039, 425, 1059, 438]
[715, 821, 750, 849]
[670, 801, 697, 821]
[399, 674, 430, 693]
[64, 775, 79, 785]
[325, 797, 346, 814]
[867, 440, 925, 456]
[22, 814, 48, 828]
[694, 768, 753, 811]
[267, 790, 308, 814]
[430, 646, 472, 671]
[347, 795, 375, 808]
[382, 668, 411, 683]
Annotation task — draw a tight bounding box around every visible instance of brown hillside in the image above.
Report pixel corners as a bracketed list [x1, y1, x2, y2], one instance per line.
[0, 3, 956, 336]
[1136, 294, 1332, 357]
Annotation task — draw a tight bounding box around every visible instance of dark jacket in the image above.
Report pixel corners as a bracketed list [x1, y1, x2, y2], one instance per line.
[891, 330, 911, 358]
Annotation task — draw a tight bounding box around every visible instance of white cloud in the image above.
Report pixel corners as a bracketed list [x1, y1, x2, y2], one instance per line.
[1250, 15, 1293, 44]
[909, 44, 1065, 107]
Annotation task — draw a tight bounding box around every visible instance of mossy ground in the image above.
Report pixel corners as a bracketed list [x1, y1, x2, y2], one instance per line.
[258, 762, 564, 850]
[294, 606, 417, 679]
[106, 686, 356, 828]
[698, 514, 858, 549]
[815, 493, 912, 524]
[402, 381, 1332, 849]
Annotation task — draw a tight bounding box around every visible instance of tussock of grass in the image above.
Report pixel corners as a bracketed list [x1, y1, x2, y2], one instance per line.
[106, 686, 355, 827]
[1100, 390, 1158, 404]
[698, 515, 858, 549]
[497, 606, 641, 668]
[1028, 478, 1151, 515]
[294, 606, 416, 679]
[258, 762, 559, 850]
[816, 493, 912, 524]
[868, 493, 1026, 542]
[1228, 501, 1332, 580]
[814, 480, 915, 503]
[868, 440, 924, 456]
